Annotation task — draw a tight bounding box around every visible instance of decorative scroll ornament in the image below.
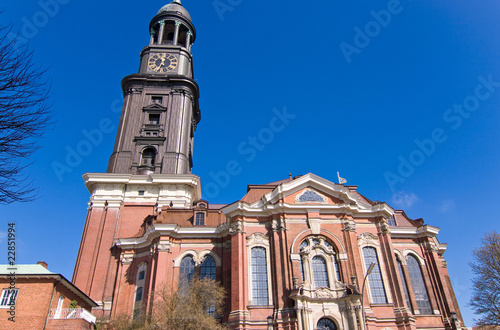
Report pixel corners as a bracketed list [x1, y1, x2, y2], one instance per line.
[246, 232, 269, 247]
[426, 241, 439, 254]
[357, 232, 379, 246]
[229, 221, 244, 235]
[314, 287, 336, 299]
[379, 219, 391, 235]
[294, 189, 328, 204]
[271, 217, 286, 232]
[342, 219, 356, 232]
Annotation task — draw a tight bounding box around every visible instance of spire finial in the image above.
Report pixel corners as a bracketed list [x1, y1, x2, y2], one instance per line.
[172, 0, 181, 4]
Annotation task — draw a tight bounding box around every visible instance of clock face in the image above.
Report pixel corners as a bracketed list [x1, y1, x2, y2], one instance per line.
[148, 53, 178, 73]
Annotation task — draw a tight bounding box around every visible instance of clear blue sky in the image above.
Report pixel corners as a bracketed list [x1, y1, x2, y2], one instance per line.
[2, 0, 500, 325]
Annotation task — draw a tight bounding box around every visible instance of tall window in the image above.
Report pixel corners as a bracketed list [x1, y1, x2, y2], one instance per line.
[195, 212, 205, 226]
[397, 258, 412, 311]
[363, 247, 387, 304]
[141, 148, 156, 167]
[134, 263, 147, 319]
[179, 255, 195, 284]
[200, 255, 216, 280]
[251, 247, 269, 305]
[312, 256, 329, 288]
[407, 255, 433, 314]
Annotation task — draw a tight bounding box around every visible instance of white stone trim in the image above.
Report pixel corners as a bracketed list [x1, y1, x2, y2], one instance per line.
[359, 241, 393, 304]
[290, 229, 347, 256]
[83, 173, 201, 210]
[403, 250, 426, 266]
[299, 237, 342, 290]
[198, 249, 222, 267]
[390, 225, 440, 238]
[173, 250, 197, 267]
[246, 233, 273, 306]
[221, 173, 394, 219]
[394, 249, 405, 265]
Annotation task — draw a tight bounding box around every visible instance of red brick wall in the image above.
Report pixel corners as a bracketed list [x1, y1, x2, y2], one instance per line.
[0, 278, 94, 330]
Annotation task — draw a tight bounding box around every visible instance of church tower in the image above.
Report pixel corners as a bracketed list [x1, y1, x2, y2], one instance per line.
[72, 1, 205, 317]
[107, 0, 200, 175]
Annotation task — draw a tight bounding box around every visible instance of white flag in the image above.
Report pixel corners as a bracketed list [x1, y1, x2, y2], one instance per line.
[337, 172, 347, 184]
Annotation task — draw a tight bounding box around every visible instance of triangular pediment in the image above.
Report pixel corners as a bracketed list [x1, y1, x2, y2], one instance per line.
[222, 173, 393, 218]
[143, 103, 167, 112]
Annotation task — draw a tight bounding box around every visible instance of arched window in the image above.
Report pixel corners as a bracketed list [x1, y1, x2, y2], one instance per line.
[397, 258, 412, 311]
[312, 256, 329, 288]
[141, 148, 156, 166]
[298, 236, 342, 287]
[200, 255, 216, 280]
[317, 318, 337, 330]
[251, 247, 269, 305]
[407, 255, 433, 314]
[363, 247, 387, 304]
[179, 255, 195, 284]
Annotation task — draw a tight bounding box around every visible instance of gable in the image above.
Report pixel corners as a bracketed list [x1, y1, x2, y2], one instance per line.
[222, 173, 393, 219]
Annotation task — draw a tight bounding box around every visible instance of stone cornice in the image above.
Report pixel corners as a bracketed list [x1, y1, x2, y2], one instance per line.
[114, 224, 222, 250]
[390, 225, 440, 238]
[83, 173, 202, 209]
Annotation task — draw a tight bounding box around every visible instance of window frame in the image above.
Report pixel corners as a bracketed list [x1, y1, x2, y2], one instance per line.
[362, 246, 389, 304]
[195, 212, 205, 226]
[148, 113, 160, 125]
[133, 263, 147, 318]
[299, 236, 341, 290]
[151, 96, 163, 104]
[406, 254, 433, 315]
[179, 255, 196, 284]
[140, 147, 157, 167]
[396, 256, 413, 312]
[358, 233, 393, 304]
[0, 289, 18, 308]
[247, 233, 273, 306]
[200, 255, 216, 280]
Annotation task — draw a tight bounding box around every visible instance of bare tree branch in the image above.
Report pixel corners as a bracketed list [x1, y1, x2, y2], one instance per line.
[470, 231, 500, 326]
[104, 278, 227, 329]
[0, 21, 52, 204]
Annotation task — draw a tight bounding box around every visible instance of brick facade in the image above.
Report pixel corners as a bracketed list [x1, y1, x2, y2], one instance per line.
[0, 264, 96, 330]
[71, 2, 466, 329]
[73, 173, 466, 330]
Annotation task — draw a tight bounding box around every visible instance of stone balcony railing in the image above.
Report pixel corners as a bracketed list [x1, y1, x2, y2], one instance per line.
[49, 308, 96, 324]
